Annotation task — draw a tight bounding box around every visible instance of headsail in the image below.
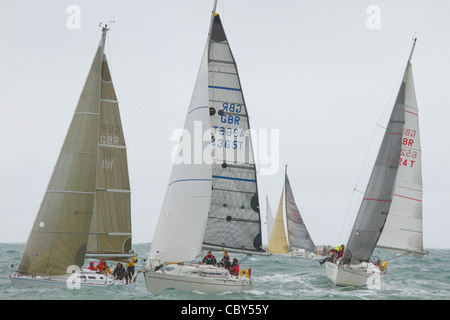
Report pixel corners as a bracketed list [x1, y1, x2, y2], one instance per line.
[86, 27, 133, 261]
[148, 6, 216, 264]
[17, 29, 107, 276]
[265, 196, 274, 242]
[267, 188, 289, 254]
[202, 13, 264, 254]
[345, 39, 425, 264]
[285, 172, 316, 252]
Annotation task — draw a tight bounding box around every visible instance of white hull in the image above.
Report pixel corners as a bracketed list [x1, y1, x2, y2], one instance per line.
[9, 268, 131, 288]
[325, 261, 385, 288]
[288, 249, 324, 260]
[143, 263, 252, 294]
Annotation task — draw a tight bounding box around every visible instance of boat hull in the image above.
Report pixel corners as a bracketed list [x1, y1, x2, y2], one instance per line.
[289, 249, 324, 260]
[9, 268, 130, 288]
[143, 263, 252, 294]
[325, 261, 385, 288]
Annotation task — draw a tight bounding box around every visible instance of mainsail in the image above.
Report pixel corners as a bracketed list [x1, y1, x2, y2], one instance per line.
[86, 37, 132, 261]
[284, 173, 316, 252]
[16, 27, 119, 276]
[202, 13, 264, 254]
[267, 188, 289, 254]
[344, 38, 427, 264]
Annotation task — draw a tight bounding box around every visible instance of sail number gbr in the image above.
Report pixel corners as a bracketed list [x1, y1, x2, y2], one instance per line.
[399, 128, 418, 168]
[212, 103, 245, 150]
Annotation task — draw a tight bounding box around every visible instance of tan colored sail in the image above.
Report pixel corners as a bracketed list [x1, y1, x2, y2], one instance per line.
[86, 54, 132, 260]
[17, 40, 103, 276]
[267, 188, 289, 254]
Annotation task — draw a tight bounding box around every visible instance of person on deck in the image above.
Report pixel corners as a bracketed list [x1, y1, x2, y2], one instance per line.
[87, 261, 97, 271]
[230, 258, 239, 276]
[338, 245, 345, 259]
[97, 259, 110, 274]
[202, 251, 217, 265]
[127, 256, 138, 281]
[219, 251, 231, 270]
[113, 263, 128, 284]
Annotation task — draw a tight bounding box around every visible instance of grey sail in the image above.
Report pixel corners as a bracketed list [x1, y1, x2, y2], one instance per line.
[345, 68, 406, 264]
[86, 51, 132, 261]
[284, 173, 316, 252]
[16, 32, 106, 276]
[202, 14, 264, 254]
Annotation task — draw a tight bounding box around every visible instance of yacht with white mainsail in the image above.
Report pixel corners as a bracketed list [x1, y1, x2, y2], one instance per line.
[325, 38, 428, 288]
[10, 25, 135, 288]
[143, 1, 266, 294]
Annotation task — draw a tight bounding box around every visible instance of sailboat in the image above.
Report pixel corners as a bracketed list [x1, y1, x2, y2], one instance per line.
[143, 2, 266, 294]
[326, 38, 428, 287]
[267, 166, 322, 259]
[10, 25, 135, 288]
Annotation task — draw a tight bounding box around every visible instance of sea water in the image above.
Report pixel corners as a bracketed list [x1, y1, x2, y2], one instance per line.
[1, 243, 449, 301]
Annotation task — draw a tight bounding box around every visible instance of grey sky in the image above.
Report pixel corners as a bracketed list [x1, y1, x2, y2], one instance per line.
[1, 0, 449, 249]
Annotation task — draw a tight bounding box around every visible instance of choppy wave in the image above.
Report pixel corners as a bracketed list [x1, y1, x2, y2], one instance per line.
[1, 243, 449, 300]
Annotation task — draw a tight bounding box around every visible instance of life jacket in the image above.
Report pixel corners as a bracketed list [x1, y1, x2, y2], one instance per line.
[127, 257, 137, 267]
[97, 261, 109, 273]
[204, 254, 216, 264]
[231, 264, 239, 275]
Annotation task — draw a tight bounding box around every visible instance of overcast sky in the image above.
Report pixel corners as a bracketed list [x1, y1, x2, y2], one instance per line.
[1, 0, 449, 249]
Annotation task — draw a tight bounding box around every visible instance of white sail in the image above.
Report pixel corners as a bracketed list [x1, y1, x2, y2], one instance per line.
[148, 44, 213, 264]
[376, 63, 427, 258]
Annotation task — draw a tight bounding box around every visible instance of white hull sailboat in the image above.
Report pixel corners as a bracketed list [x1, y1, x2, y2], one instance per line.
[143, 1, 264, 294]
[145, 263, 251, 294]
[325, 38, 428, 288]
[325, 261, 385, 288]
[10, 25, 135, 288]
[9, 268, 130, 288]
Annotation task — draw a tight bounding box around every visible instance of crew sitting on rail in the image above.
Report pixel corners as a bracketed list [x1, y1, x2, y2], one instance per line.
[202, 251, 217, 265]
